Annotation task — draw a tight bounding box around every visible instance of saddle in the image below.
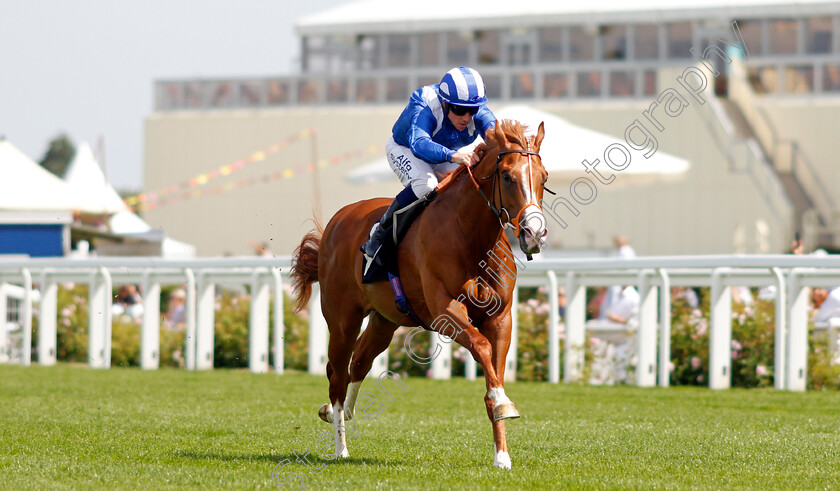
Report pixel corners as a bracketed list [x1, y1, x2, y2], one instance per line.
[361, 190, 437, 284]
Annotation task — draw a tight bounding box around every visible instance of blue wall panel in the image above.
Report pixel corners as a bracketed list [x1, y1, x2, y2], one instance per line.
[0, 224, 65, 257]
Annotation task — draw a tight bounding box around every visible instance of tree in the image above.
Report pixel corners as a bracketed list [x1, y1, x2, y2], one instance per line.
[39, 134, 75, 178]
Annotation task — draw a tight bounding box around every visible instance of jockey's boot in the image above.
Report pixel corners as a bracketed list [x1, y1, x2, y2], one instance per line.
[360, 197, 401, 265]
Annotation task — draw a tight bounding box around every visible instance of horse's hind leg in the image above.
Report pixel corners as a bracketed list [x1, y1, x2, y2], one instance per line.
[321, 304, 364, 459]
[344, 312, 400, 417]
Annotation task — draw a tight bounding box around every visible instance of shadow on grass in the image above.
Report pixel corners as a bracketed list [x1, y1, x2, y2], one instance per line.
[175, 450, 405, 467]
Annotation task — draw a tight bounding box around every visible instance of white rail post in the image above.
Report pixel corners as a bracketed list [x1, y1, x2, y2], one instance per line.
[195, 271, 216, 370]
[38, 272, 58, 366]
[564, 271, 585, 384]
[271, 268, 285, 375]
[465, 346, 477, 380]
[140, 271, 161, 370]
[88, 268, 110, 369]
[547, 271, 560, 384]
[771, 267, 786, 390]
[22, 269, 32, 367]
[184, 268, 197, 370]
[0, 283, 8, 363]
[636, 269, 658, 387]
[249, 270, 270, 374]
[430, 330, 452, 380]
[657, 269, 671, 388]
[195, 271, 215, 370]
[709, 268, 732, 389]
[505, 283, 519, 382]
[786, 269, 808, 392]
[307, 284, 328, 375]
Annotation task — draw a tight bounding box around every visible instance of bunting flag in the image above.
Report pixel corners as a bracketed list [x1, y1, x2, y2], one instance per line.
[128, 132, 385, 212]
[125, 127, 318, 208]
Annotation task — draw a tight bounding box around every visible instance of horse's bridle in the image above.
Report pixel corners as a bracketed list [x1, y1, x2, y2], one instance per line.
[467, 146, 554, 235]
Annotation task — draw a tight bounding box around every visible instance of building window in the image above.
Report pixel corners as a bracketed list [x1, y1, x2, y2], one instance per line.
[609, 71, 635, 97]
[239, 82, 263, 107]
[544, 73, 568, 98]
[643, 70, 657, 96]
[356, 78, 377, 103]
[511, 72, 535, 99]
[538, 27, 564, 63]
[267, 80, 290, 105]
[446, 32, 470, 66]
[749, 66, 778, 93]
[357, 35, 380, 70]
[569, 26, 595, 61]
[303, 36, 327, 72]
[483, 75, 502, 99]
[326, 79, 348, 103]
[667, 22, 692, 58]
[634, 24, 659, 60]
[769, 19, 797, 55]
[477, 30, 501, 65]
[736, 20, 763, 57]
[297, 80, 322, 104]
[602, 26, 627, 60]
[784, 66, 813, 93]
[824, 65, 840, 91]
[184, 82, 203, 108]
[418, 75, 438, 87]
[577, 71, 602, 97]
[386, 77, 409, 102]
[807, 17, 833, 54]
[387, 34, 410, 67]
[418, 33, 439, 66]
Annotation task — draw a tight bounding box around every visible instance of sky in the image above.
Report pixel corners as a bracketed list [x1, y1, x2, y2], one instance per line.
[0, 0, 355, 192]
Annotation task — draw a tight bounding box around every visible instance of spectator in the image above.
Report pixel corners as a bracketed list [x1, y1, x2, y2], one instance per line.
[672, 286, 699, 308]
[165, 288, 187, 328]
[599, 236, 636, 319]
[112, 284, 144, 320]
[813, 287, 840, 324]
[557, 286, 567, 320]
[603, 285, 640, 324]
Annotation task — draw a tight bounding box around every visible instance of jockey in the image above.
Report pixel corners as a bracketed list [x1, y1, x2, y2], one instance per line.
[361, 66, 497, 269]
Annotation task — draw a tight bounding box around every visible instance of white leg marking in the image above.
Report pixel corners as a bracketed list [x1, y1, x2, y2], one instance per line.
[333, 402, 350, 459]
[488, 387, 512, 408]
[493, 443, 512, 470]
[344, 381, 362, 420]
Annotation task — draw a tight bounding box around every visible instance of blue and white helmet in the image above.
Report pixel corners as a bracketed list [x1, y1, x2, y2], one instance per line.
[437, 66, 488, 107]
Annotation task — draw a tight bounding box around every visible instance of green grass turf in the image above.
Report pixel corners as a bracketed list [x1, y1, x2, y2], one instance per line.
[1, 365, 839, 490]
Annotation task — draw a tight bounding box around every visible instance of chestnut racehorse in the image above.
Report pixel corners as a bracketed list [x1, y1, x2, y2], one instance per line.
[290, 120, 548, 469]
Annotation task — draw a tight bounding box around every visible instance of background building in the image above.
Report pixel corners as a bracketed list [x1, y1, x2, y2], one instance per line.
[143, 0, 840, 256]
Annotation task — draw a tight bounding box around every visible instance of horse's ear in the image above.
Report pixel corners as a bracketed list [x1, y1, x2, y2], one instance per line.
[534, 121, 545, 151]
[493, 121, 509, 150]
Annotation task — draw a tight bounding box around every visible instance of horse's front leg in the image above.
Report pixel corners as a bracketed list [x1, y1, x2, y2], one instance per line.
[426, 293, 517, 469]
[480, 308, 517, 470]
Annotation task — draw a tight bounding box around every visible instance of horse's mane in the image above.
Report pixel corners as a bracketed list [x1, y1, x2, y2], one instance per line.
[437, 119, 531, 194]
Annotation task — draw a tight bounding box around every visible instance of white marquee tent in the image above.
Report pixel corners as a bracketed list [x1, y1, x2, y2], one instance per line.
[63, 143, 126, 215]
[345, 105, 690, 185]
[0, 140, 79, 211]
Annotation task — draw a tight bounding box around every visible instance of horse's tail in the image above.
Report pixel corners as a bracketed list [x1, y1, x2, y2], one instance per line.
[290, 223, 323, 312]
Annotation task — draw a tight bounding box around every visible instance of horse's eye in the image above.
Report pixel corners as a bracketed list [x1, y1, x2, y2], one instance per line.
[502, 172, 513, 183]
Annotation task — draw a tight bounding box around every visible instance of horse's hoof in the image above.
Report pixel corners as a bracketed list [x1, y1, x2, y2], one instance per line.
[335, 446, 350, 459]
[318, 403, 332, 423]
[493, 451, 512, 469]
[493, 402, 520, 421]
[319, 403, 353, 423]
